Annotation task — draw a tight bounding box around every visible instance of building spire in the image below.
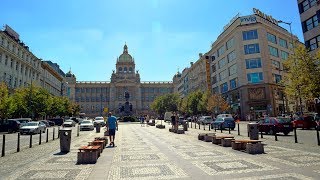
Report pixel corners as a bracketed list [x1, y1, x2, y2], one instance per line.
[123, 42, 128, 54]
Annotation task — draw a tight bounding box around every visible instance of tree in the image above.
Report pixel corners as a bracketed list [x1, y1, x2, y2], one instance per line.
[198, 91, 210, 115]
[207, 94, 230, 114]
[283, 45, 320, 112]
[150, 93, 180, 116]
[186, 90, 203, 115]
[0, 83, 16, 120]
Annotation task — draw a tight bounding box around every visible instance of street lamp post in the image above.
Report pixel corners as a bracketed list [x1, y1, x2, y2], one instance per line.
[278, 20, 303, 114]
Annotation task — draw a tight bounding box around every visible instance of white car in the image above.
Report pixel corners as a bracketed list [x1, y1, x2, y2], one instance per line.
[20, 121, 46, 134]
[63, 120, 76, 127]
[80, 120, 94, 131]
[217, 114, 233, 118]
[94, 116, 105, 126]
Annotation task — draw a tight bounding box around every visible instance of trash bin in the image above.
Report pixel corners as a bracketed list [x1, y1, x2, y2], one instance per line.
[183, 120, 188, 131]
[247, 123, 259, 140]
[59, 128, 72, 153]
[96, 123, 101, 133]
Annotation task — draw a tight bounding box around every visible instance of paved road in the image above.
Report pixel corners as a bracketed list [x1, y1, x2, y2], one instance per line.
[0, 122, 319, 179]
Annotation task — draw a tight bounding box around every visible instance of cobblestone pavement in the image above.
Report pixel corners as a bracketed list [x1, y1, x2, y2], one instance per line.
[1, 122, 320, 180]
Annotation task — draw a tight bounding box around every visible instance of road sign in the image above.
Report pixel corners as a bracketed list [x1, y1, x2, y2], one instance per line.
[103, 107, 108, 113]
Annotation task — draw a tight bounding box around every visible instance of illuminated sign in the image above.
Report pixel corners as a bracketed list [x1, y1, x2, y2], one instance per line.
[240, 15, 257, 25]
[253, 8, 278, 25]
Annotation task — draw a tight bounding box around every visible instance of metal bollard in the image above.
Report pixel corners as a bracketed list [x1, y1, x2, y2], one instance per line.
[39, 130, 42, 145]
[209, 124, 211, 131]
[274, 125, 278, 141]
[77, 125, 80, 137]
[29, 134, 33, 148]
[53, 128, 55, 140]
[58, 127, 60, 138]
[204, 123, 205, 130]
[260, 131, 263, 138]
[2, 134, 5, 157]
[17, 133, 20, 152]
[191, 121, 192, 128]
[294, 127, 298, 143]
[228, 123, 231, 134]
[199, 123, 200, 129]
[46, 129, 49, 143]
[237, 123, 240, 135]
[214, 125, 216, 132]
[220, 123, 223, 133]
[316, 125, 320, 146]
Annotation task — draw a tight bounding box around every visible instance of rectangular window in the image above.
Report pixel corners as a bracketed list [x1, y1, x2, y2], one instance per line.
[219, 70, 228, 80]
[226, 37, 234, 50]
[268, 46, 279, 57]
[280, 51, 289, 60]
[274, 74, 282, 83]
[217, 46, 225, 57]
[272, 60, 280, 69]
[247, 72, 263, 83]
[267, 33, 277, 44]
[227, 51, 236, 63]
[211, 64, 216, 73]
[242, 29, 258, 40]
[305, 15, 319, 31]
[244, 44, 260, 54]
[212, 76, 217, 84]
[218, 58, 227, 69]
[230, 78, 237, 89]
[279, 38, 288, 48]
[229, 64, 237, 75]
[246, 58, 262, 69]
[307, 35, 320, 51]
[220, 82, 228, 93]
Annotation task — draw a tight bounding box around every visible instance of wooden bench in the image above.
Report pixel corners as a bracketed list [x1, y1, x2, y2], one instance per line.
[231, 140, 264, 154]
[94, 137, 108, 147]
[198, 133, 207, 140]
[89, 140, 105, 153]
[175, 129, 185, 134]
[203, 133, 216, 142]
[221, 137, 235, 147]
[212, 135, 234, 145]
[77, 145, 101, 164]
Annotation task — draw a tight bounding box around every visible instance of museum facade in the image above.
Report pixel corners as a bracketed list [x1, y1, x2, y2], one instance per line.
[66, 44, 174, 117]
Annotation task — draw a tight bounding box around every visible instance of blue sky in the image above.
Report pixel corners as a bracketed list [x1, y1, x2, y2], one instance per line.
[1, 0, 303, 81]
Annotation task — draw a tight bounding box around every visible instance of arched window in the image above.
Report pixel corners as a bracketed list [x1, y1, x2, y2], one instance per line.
[118, 67, 122, 72]
[129, 67, 133, 72]
[124, 67, 127, 72]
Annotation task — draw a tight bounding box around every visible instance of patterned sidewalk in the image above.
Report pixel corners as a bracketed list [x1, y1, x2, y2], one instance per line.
[1, 123, 320, 179]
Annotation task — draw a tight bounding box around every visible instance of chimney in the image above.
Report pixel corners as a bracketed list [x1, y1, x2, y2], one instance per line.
[199, 53, 203, 58]
[190, 62, 194, 66]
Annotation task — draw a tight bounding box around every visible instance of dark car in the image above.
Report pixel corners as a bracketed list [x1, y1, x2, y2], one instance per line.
[292, 115, 317, 129]
[257, 117, 293, 135]
[48, 121, 55, 126]
[40, 120, 50, 127]
[211, 117, 235, 130]
[0, 119, 21, 133]
[48, 118, 64, 126]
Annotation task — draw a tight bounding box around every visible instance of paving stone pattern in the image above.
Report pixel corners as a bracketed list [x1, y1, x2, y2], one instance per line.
[1, 122, 320, 179]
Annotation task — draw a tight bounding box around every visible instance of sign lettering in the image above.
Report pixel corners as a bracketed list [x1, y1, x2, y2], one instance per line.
[240, 15, 257, 25]
[253, 8, 278, 25]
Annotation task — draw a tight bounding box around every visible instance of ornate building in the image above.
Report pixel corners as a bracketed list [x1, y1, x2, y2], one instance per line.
[66, 44, 174, 117]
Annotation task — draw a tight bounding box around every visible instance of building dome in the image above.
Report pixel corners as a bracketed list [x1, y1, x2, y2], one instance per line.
[118, 44, 133, 63]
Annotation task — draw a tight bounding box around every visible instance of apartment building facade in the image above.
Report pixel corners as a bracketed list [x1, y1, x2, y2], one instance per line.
[208, 9, 299, 119]
[298, 0, 320, 53]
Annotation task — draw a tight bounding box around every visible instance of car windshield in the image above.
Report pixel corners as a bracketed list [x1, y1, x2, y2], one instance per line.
[205, 117, 212, 120]
[95, 117, 104, 120]
[82, 121, 92, 124]
[215, 118, 223, 122]
[278, 118, 291, 123]
[224, 118, 234, 122]
[65, 120, 73, 122]
[26, 123, 38, 126]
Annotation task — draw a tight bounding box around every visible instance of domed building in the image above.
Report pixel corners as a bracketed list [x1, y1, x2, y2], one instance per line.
[66, 44, 174, 117]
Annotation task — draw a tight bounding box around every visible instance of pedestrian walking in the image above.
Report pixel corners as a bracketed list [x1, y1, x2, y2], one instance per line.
[140, 115, 145, 127]
[106, 112, 118, 147]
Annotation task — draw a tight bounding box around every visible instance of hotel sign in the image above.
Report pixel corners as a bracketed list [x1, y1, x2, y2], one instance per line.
[240, 15, 257, 25]
[253, 8, 278, 25]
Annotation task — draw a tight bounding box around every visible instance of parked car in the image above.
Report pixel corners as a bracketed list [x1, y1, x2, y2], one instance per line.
[217, 114, 233, 118]
[0, 119, 21, 133]
[257, 117, 293, 135]
[62, 120, 76, 127]
[211, 117, 235, 130]
[49, 118, 64, 126]
[48, 120, 55, 126]
[79, 120, 94, 131]
[292, 115, 317, 129]
[94, 116, 105, 126]
[20, 121, 46, 135]
[40, 120, 50, 127]
[12, 118, 32, 127]
[178, 117, 186, 125]
[164, 112, 173, 122]
[198, 116, 214, 125]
